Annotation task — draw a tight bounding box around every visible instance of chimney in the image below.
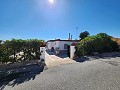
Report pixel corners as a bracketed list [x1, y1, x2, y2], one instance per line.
[71, 35, 72, 40]
[68, 33, 70, 40]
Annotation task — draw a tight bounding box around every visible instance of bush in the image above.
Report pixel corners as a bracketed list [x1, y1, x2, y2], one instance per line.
[75, 33, 119, 56]
[0, 39, 44, 64]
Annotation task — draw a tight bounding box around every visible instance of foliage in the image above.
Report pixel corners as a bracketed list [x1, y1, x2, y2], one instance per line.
[79, 31, 90, 40]
[75, 33, 119, 56]
[0, 39, 44, 64]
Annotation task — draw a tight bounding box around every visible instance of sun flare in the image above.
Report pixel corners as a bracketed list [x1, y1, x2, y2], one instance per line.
[48, 0, 54, 4]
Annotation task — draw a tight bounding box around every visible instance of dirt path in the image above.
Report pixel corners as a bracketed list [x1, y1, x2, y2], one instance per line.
[45, 52, 76, 67]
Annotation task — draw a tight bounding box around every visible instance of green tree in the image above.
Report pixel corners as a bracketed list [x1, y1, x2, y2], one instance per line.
[75, 33, 119, 56]
[0, 40, 2, 43]
[0, 39, 44, 64]
[0, 40, 13, 63]
[79, 31, 90, 40]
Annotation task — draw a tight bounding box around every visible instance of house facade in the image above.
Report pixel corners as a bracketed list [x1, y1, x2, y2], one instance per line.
[46, 39, 80, 51]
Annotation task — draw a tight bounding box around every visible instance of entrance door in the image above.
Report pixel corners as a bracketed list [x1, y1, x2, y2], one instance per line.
[67, 45, 70, 57]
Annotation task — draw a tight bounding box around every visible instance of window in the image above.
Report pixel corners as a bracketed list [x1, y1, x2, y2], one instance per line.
[64, 44, 68, 49]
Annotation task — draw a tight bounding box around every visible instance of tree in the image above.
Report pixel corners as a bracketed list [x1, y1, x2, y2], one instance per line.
[75, 33, 119, 56]
[0, 40, 2, 44]
[79, 31, 90, 40]
[0, 40, 13, 63]
[0, 39, 44, 64]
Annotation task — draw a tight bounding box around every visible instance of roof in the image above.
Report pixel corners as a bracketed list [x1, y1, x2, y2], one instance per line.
[47, 39, 80, 42]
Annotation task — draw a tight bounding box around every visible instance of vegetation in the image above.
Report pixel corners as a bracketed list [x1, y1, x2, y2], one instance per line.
[75, 33, 119, 56]
[79, 31, 90, 40]
[0, 39, 44, 64]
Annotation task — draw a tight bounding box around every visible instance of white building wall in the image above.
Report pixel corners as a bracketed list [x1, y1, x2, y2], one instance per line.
[47, 40, 78, 51]
[58, 41, 72, 50]
[47, 42, 55, 50]
[54, 41, 59, 49]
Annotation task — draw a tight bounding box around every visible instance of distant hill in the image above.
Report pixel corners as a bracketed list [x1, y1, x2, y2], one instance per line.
[110, 36, 120, 45]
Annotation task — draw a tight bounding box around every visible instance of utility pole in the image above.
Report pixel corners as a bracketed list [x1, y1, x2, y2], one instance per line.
[76, 27, 78, 40]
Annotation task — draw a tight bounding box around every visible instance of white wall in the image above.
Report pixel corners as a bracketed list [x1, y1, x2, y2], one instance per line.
[47, 42, 55, 50]
[58, 41, 78, 51]
[58, 41, 70, 50]
[47, 41, 78, 51]
[40, 47, 45, 60]
[70, 46, 75, 59]
[54, 41, 59, 49]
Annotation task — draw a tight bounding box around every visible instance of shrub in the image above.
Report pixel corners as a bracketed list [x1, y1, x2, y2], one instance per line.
[0, 39, 44, 64]
[75, 33, 119, 56]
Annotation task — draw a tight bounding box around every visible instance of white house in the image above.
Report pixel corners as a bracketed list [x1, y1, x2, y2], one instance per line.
[46, 39, 80, 51]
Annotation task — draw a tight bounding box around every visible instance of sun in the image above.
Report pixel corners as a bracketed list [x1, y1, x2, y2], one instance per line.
[48, 0, 54, 4]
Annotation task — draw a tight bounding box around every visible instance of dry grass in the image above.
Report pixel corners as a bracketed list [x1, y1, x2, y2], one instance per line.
[111, 37, 120, 45]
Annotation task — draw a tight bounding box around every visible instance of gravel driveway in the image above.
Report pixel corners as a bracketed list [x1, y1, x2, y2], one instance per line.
[45, 51, 76, 67]
[3, 57, 120, 90]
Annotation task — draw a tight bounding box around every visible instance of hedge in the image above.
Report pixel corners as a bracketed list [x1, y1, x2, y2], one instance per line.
[75, 33, 119, 56]
[0, 39, 44, 63]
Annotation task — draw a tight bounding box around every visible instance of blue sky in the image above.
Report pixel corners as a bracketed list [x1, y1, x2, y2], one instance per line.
[0, 0, 120, 41]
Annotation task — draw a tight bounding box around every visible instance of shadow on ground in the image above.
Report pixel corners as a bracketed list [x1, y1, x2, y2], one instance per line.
[75, 52, 120, 63]
[0, 63, 45, 90]
[97, 52, 120, 59]
[46, 51, 56, 55]
[58, 54, 68, 58]
[46, 50, 68, 58]
[75, 56, 90, 62]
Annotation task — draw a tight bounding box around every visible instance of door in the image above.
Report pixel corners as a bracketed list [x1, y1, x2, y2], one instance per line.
[67, 45, 70, 57]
